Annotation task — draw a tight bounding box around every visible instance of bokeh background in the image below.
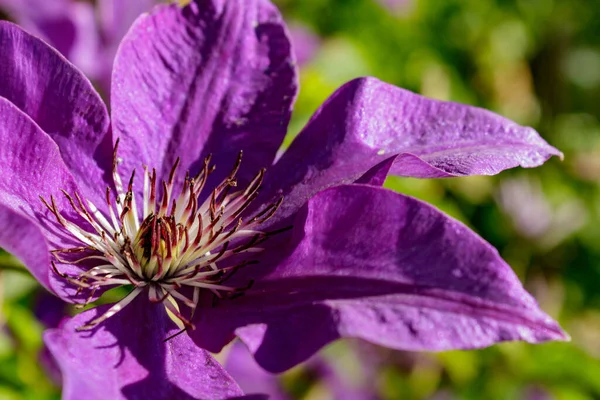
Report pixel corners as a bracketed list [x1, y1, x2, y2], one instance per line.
[1, 0, 600, 398]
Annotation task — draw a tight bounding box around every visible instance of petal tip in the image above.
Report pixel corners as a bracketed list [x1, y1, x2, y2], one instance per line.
[548, 325, 571, 342]
[531, 317, 570, 343]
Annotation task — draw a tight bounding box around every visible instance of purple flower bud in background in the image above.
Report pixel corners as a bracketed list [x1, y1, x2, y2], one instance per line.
[377, 0, 413, 15]
[0, 0, 159, 95]
[287, 24, 320, 67]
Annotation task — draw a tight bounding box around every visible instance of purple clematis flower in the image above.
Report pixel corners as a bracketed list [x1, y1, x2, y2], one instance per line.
[0, 0, 99, 77]
[0, 0, 567, 398]
[0, 0, 316, 95]
[0, 0, 159, 93]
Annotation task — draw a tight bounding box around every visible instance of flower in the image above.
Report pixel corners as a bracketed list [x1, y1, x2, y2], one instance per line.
[0, 0, 567, 398]
[0, 0, 159, 93]
[0, 0, 318, 95]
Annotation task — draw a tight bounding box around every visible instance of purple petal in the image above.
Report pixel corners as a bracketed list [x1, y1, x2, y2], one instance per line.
[39, 345, 62, 386]
[0, 0, 70, 22]
[0, 96, 80, 212]
[225, 341, 288, 400]
[224, 340, 377, 400]
[355, 156, 396, 186]
[6, 5, 78, 58]
[96, 0, 158, 93]
[0, 97, 99, 299]
[0, 0, 102, 78]
[0, 203, 52, 289]
[111, 0, 297, 190]
[55, 2, 102, 80]
[98, 0, 157, 49]
[258, 77, 560, 226]
[44, 297, 245, 400]
[194, 184, 566, 372]
[0, 21, 111, 207]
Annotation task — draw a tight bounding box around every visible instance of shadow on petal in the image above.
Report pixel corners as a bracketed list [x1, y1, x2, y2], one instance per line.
[45, 295, 244, 400]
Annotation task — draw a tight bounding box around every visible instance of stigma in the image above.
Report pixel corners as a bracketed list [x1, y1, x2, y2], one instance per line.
[41, 140, 283, 332]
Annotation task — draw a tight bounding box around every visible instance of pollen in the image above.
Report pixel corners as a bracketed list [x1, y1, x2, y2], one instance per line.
[40, 140, 283, 333]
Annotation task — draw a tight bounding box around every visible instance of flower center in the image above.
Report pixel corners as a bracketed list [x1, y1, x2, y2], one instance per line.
[41, 140, 283, 332]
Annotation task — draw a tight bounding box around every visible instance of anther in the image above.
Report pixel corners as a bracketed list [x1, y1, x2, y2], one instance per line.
[42, 146, 283, 332]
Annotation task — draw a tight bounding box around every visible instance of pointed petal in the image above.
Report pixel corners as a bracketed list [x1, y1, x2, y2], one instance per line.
[44, 297, 245, 400]
[111, 0, 297, 189]
[194, 184, 567, 372]
[0, 21, 111, 207]
[258, 77, 560, 226]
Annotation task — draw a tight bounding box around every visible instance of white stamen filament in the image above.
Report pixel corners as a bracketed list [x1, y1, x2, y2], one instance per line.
[42, 142, 285, 332]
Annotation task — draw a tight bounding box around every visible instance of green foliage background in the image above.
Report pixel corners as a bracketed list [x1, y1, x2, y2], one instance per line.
[1, 0, 600, 399]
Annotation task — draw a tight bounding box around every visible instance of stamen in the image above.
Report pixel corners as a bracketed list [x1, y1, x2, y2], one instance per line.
[42, 148, 284, 332]
[76, 286, 144, 331]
